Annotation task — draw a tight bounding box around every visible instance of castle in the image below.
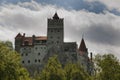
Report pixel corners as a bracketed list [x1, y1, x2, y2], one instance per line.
[15, 12, 94, 75]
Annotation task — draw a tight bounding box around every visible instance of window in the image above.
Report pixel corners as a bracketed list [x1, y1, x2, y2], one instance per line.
[57, 30, 60, 32]
[51, 41, 54, 44]
[44, 47, 46, 49]
[50, 36, 53, 39]
[38, 59, 40, 62]
[26, 53, 28, 56]
[28, 60, 30, 63]
[38, 53, 40, 55]
[57, 41, 59, 44]
[51, 30, 53, 32]
[22, 61, 24, 63]
[35, 59, 37, 62]
[35, 47, 37, 50]
[57, 37, 60, 39]
[21, 54, 23, 56]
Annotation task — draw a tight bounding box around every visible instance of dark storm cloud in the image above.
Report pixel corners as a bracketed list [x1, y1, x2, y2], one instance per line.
[0, 0, 112, 14]
[85, 24, 120, 46]
[68, 24, 120, 47]
[1, 0, 120, 16]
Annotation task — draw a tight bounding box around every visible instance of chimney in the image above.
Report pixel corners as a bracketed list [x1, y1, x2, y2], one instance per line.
[90, 52, 93, 61]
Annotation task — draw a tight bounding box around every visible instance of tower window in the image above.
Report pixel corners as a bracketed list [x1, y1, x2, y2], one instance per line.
[57, 41, 59, 44]
[51, 30, 53, 32]
[35, 59, 37, 62]
[57, 37, 60, 39]
[28, 60, 30, 63]
[22, 61, 24, 63]
[35, 47, 37, 50]
[50, 36, 53, 39]
[38, 53, 40, 55]
[38, 59, 40, 62]
[26, 53, 28, 56]
[57, 30, 60, 32]
[51, 41, 54, 44]
[21, 54, 23, 56]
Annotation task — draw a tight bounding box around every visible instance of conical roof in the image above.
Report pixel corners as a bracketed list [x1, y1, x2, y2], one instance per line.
[53, 12, 59, 19]
[15, 33, 22, 39]
[79, 38, 87, 52]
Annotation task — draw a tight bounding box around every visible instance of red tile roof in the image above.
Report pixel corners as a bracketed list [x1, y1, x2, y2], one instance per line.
[35, 36, 47, 40]
[22, 36, 47, 46]
[23, 37, 33, 45]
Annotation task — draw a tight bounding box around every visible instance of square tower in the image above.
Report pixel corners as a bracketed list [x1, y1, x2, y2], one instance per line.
[47, 12, 64, 46]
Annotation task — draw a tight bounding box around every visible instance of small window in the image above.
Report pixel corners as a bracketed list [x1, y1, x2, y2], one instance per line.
[57, 30, 60, 32]
[22, 61, 24, 63]
[26, 53, 28, 56]
[57, 41, 59, 44]
[38, 53, 40, 55]
[58, 37, 60, 39]
[35, 47, 37, 50]
[38, 59, 40, 62]
[41, 47, 43, 49]
[28, 60, 30, 63]
[51, 41, 54, 44]
[35, 59, 37, 62]
[50, 36, 53, 39]
[21, 54, 23, 56]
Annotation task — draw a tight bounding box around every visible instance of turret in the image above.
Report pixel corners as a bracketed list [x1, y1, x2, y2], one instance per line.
[15, 33, 23, 52]
[47, 12, 64, 46]
[79, 38, 88, 52]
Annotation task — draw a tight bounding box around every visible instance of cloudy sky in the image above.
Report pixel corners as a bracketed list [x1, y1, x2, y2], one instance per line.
[0, 0, 120, 59]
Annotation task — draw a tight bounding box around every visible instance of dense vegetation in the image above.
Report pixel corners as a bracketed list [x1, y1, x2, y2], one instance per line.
[0, 41, 120, 80]
[0, 41, 30, 80]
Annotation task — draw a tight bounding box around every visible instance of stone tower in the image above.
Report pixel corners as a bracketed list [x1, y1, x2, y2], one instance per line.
[15, 33, 23, 53]
[47, 12, 64, 52]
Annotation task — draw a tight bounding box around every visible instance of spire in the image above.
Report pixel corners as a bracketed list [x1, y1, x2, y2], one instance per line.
[53, 12, 59, 19]
[79, 38, 87, 52]
[15, 33, 22, 39]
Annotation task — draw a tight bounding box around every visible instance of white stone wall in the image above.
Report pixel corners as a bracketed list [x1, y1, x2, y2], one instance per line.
[77, 52, 88, 72]
[20, 45, 47, 66]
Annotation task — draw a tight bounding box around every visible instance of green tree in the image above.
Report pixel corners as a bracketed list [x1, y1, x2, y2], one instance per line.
[64, 62, 90, 80]
[0, 41, 30, 80]
[2, 41, 13, 50]
[94, 54, 120, 80]
[39, 55, 65, 80]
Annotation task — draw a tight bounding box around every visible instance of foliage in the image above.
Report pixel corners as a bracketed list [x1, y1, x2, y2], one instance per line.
[94, 54, 120, 80]
[38, 55, 65, 80]
[64, 62, 90, 80]
[35, 55, 91, 80]
[0, 41, 30, 80]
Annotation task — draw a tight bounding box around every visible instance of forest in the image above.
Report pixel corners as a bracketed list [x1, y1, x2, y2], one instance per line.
[0, 41, 120, 80]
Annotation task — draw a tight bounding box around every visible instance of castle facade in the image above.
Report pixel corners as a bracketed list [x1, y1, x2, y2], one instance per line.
[15, 13, 94, 75]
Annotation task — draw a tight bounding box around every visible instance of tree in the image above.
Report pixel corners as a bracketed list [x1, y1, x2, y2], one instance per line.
[94, 54, 120, 80]
[0, 41, 30, 80]
[2, 41, 13, 50]
[64, 62, 90, 80]
[39, 55, 65, 80]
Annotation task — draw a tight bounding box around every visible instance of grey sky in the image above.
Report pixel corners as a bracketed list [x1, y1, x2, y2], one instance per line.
[0, 0, 120, 59]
